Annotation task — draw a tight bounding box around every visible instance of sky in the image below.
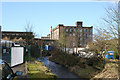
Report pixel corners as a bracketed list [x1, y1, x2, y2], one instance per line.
[1, 2, 115, 38]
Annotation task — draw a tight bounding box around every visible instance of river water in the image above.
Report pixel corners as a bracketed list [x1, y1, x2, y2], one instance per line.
[38, 57, 79, 78]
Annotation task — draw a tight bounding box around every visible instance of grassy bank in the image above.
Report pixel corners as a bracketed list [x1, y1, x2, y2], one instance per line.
[27, 59, 57, 79]
[49, 50, 105, 78]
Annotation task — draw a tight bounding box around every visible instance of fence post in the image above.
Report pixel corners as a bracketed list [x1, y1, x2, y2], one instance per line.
[28, 45, 31, 62]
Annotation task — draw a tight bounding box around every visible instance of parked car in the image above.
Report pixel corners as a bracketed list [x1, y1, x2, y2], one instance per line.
[105, 51, 114, 59]
[0, 59, 23, 80]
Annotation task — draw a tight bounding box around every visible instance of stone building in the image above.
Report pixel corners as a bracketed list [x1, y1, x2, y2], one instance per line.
[50, 21, 93, 47]
[2, 31, 34, 45]
[2, 31, 33, 41]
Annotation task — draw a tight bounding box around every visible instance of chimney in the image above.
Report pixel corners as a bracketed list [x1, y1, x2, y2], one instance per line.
[50, 26, 52, 39]
[58, 24, 64, 27]
[76, 21, 82, 27]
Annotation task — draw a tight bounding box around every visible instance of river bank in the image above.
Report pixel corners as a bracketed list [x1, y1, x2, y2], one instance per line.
[27, 58, 57, 79]
[91, 60, 119, 80]
[49, 50, 105, 79]
[39, 56, 79, 78]
[49, 49, 120, 79]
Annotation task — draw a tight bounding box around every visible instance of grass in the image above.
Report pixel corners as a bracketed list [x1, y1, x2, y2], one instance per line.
[27, 60, 57, 79]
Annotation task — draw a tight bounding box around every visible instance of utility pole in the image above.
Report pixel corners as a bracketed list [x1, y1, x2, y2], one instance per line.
[40, 34, 43, 58]
[41, 39, 43, 58]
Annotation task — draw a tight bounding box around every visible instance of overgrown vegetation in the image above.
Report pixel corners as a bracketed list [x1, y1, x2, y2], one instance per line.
[50, 50, 79, 67]
[49, 48, 120, 79]
[27, 60, 57, 80]
[49, 49, 105, 78]
[91, 62, 119, 80]
[24, 22, 42, 59]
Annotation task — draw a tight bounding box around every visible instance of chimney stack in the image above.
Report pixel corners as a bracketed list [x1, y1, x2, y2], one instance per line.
[50, 26, 52, 39]
[76, 21, 82, 27]
[58, 24, 64, 27]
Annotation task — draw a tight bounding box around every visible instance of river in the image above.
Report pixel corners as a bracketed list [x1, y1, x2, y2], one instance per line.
[38, 57, 79, 78]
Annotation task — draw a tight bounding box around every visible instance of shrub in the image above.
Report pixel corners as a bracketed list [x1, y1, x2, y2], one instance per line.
[113, 51, 119, 59]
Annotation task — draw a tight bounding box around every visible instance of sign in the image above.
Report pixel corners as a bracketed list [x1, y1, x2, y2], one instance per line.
[11, 47, 24, 67]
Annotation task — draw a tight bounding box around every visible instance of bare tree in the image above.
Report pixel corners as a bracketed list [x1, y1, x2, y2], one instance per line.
[102, 4, 120, 58]
[88, 28, 116, 57]
[102, 5, 119, 38]
[58, 29, 67, 53]
[24, 22, 42, 58]
[88, 4, 120, 58]
[24, 22, 34, 46]
[66, 34, 74, 54]
[74, 27, 82, 54]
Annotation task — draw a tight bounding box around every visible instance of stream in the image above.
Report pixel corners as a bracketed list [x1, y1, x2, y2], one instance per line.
[38, 57, 80, 78]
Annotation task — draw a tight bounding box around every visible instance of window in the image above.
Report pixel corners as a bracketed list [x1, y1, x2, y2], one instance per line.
[74, 28, 76, 32]
[73, 43, 75, 47]
[80, 33, 82, 37]
[86, 29, 88, 32]
[83, 38, 85, 40]
[16, 34, 19, 35]
[79, 28, 82, 32]
[12, 34, 15, 35]
[89, 29, 91, 32]
[70, 28, 72, 32]
[78, 42, 82, 46]
[66, 28, 68, 32]
[80, 43, 82, 45]
[90, 35, 91, 37]
[89, 33, 91, 37]
[83, 33, 85, 36]
[73, 38, 75, 41]
[79, 37, 82, 41]
[73, 33, 75, 36]
[83, 28, 85, 33]
[86, 34, 87, 39]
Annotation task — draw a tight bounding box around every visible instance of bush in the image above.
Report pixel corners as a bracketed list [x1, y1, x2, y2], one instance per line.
[31, 45, 41, 58]
[50, 49, 79, 67]
[113, 51, 119, 59]
[85, 56, 105, 68]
